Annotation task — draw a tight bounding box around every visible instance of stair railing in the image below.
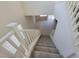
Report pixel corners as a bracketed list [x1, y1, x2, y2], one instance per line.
[0, 22, 41, 57]
[66, 2, 79, 56]
[18, 29, 41, 57]
[0, 31, 28, 57]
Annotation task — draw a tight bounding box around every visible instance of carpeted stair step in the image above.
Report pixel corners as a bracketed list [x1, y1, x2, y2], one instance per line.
[37, 42, 56, 48]
[32, 51, 62, 58]
[35, 46, 59, 53]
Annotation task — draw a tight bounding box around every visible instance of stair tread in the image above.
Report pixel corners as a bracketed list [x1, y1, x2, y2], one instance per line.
[32, 51, 62, 58]
[36, 42, 56, 48]
[35, 46, 59, 53]
[38, 40, 52, 43]
[38, 41, 55, 45]
[30, 35, 62, 58]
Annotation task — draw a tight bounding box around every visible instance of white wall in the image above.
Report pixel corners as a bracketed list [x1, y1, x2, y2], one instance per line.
[36, 15, 55, 35]
[0, 2, 33, 37]
[25, 16, 37, 29]
[53, 2, 75, 57]
[21, 1, 54, 15]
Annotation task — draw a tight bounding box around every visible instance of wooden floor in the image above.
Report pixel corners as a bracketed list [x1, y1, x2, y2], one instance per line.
[30, 35, 62, 58]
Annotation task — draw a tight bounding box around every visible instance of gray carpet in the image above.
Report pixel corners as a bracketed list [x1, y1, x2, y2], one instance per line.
[30, 35, 62, 58]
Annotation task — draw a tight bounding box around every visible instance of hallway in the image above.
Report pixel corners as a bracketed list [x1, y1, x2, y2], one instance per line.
[31, 35, 62, 58]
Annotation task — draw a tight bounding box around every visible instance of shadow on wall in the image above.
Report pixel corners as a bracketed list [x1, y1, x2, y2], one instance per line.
[36, 15, 57, 35]
[53, 19, 57, 29]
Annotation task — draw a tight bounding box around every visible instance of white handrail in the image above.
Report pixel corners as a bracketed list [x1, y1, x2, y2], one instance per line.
[60, 2, 79, 58]
[17, 29, 41, 57]
[0, 31, 28, 57]
[72, 12, 79, 25]
[73, 22, 79, 31]
[0, 28, 41, 57]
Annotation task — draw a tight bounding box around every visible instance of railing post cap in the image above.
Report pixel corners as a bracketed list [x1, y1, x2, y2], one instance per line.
[6, 22, 18, 28]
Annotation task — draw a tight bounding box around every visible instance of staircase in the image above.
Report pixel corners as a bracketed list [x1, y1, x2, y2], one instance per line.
[1, 23, 63, 58]
[31, 35, 62, 58]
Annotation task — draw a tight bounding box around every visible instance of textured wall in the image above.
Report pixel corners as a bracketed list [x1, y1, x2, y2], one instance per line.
[0, 2, 28, 36]
[36, 15, 55, 35]
[53, 2, 75, 57]
[21, 1, 54, 15]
